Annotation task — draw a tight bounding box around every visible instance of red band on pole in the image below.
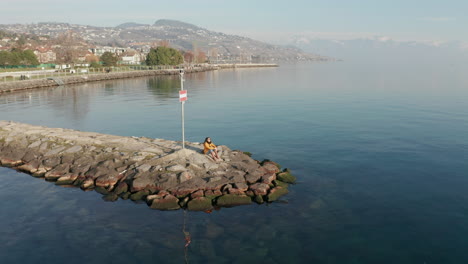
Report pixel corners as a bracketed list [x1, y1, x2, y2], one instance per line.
[179, 90, 187, 102]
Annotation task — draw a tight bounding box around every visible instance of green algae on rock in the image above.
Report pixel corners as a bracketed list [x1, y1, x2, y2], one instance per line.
[276, 169, 297, 184]
[187, 197, 213, 211]
[216, 194, 252, 207]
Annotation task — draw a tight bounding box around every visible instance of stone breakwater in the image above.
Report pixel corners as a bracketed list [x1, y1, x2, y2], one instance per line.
[0, 67, 218, 94]
[0, 121, 296, 211]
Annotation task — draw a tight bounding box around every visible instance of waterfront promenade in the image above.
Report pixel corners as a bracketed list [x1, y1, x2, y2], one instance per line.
[0, 64, 278, 94]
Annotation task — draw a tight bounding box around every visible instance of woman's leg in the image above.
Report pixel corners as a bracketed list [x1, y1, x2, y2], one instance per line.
[210, 151, 217, 160]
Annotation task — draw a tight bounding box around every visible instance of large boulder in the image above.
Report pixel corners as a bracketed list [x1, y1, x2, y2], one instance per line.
[44, 164, 70, 181]
[277, 170, 296, 184]
[150, 194, 180, 210]
[216, 194, 252, 207]
[249, 183, 270, 196]
[267, 186, 289, 202]
[130, 190, 150, 201]
[55, 174, 79, 185]
[95, 173, 124, 189]
[245, 169, 264, 184]
[187, 197, 213, 211]
[261, 161, 281, 174]
[113, 182, 129, 195]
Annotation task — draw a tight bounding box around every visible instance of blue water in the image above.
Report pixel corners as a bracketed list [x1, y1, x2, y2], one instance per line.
[1, 61, 468, 263]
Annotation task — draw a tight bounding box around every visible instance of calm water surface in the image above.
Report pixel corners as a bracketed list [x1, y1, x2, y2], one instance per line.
[1, 61, 467, 263]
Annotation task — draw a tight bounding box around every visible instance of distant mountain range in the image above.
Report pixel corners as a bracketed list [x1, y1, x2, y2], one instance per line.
[0, 19, 329, 62]
[289, 35, 468, 62]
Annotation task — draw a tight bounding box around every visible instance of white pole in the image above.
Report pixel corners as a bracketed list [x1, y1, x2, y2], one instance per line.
[180, 69, 185, 149]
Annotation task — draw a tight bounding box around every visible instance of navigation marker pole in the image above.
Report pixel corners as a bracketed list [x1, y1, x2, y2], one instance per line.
[179, 69, 187, 149]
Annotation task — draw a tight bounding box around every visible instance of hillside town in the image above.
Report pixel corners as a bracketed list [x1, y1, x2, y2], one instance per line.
[0, 30, 212, 68]
[0, 20, 328, 68]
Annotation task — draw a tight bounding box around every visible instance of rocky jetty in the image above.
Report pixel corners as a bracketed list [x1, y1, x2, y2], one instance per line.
[0, 121, 296, 211]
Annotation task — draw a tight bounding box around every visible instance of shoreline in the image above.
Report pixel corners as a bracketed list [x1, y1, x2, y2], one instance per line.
[0, 64, 278, 94]
[0, 121, 295, 211]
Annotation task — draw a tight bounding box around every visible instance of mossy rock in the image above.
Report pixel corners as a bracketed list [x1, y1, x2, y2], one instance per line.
[245, 190, 255, 197]
[150, 196, 180, 210]
[73, 178, 84, 186]
[114, 182, 128, 195]
[95, 186, 110, 195]
[254, 195, 264, 204]
[277, 171, 296, 184]
[102, 193, 119, 202]
[55, 180, 74, 186]
[216, 194, 252, 207]
[187, 197, 213, 211]
[267, 187, 289, 202]
[120, 192, 131, 200]
[130, 190, 150, 201]
[243, 151, 252, 157]
[204, 194, 222, 200]
[273, 180, 288, 188]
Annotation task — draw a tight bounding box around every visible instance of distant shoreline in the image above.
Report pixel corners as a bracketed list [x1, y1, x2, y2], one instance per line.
[0, 64, 278, 94]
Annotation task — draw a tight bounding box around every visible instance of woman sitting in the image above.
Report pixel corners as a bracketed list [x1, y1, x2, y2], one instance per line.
[203, 137, 221, 161]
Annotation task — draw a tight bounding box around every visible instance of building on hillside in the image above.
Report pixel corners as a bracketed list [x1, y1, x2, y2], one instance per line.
[89, 46, 127, 56]
[120, 51, 144, 65]
[77, 51, 95, 62]
[34, 47, 57, 63]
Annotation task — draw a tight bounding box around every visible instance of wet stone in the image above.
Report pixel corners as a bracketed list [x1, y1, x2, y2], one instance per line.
[114, 182, 128, 195]
[267, 186, 289, 202]
[102, 193, 119, 202]
[150, 194, 180, 210]
[130, 190, 150, 201]
[216, 194, 252, 207]
[187, 197, 213, 211]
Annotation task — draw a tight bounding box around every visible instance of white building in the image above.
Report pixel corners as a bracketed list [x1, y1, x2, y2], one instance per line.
[120, 54, 142, 65]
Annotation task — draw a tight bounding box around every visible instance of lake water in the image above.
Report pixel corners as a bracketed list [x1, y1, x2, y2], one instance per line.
[1, 61, 468, 263]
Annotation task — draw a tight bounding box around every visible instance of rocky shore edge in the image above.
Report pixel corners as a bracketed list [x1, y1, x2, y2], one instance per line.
[0, 121, 296, 211]
[0, 64, 278, 94]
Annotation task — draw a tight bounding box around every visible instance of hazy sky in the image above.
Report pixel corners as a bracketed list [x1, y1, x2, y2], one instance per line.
[0, 0, 466, 43]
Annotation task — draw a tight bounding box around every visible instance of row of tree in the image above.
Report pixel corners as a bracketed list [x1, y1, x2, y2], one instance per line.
[0, 49, 39, 66]
[0, 46, 204, 67]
